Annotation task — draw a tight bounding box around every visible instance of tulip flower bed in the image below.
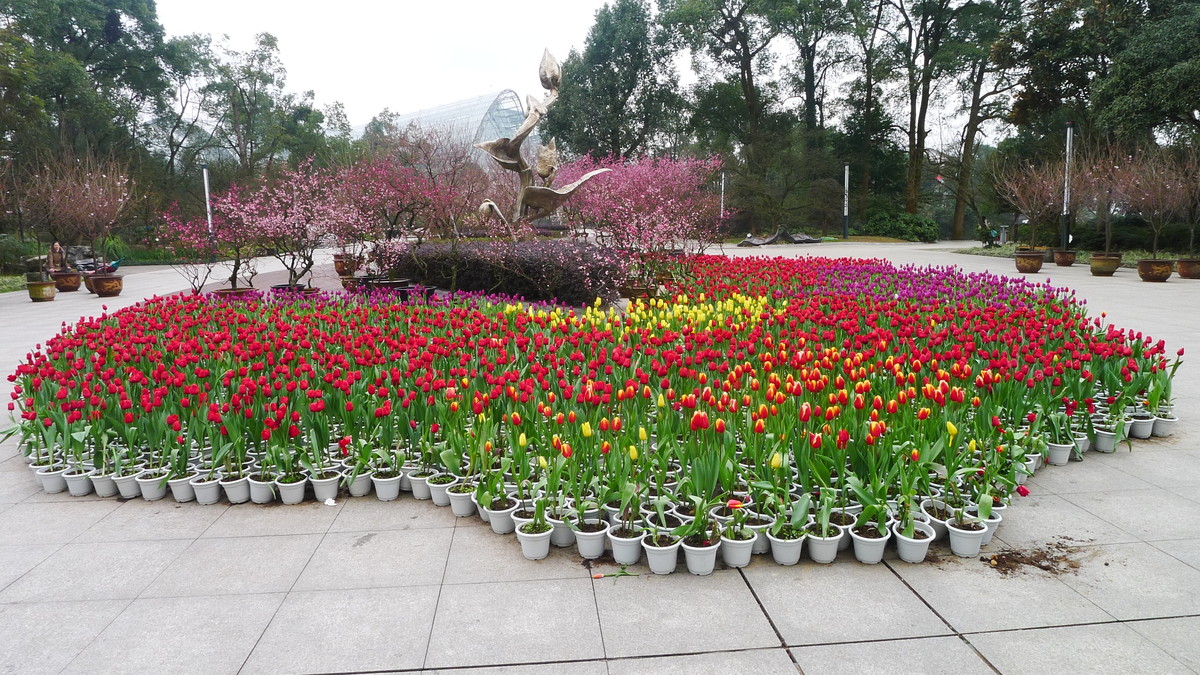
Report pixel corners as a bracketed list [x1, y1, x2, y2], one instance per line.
[7, 256, 1181, 570]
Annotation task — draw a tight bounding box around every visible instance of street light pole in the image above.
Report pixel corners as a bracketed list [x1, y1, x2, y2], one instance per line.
[1061, 121, 1075, 251]
[201, 162, 214, 236]
[201, 162, 215, 263]
[843, 164, 850, 240]
[719, 171, 725, 220]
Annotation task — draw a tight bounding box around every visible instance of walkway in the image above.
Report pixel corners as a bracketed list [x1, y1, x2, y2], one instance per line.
[0, 243, 1197, 674]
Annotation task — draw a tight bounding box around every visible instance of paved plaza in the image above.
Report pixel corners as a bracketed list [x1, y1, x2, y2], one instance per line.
[1, 243, 1198, 674]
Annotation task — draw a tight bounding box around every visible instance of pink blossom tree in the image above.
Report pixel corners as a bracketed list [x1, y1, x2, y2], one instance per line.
[23, 156, 133, 264]
[556, 155, 723, 255]
[334, 157, 441, 250]
[227, 160, 356, 287]
[159, 203, 220, 292]
[1120, 150, 1190, 258]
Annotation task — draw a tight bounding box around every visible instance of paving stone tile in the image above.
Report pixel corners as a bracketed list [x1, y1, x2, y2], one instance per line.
[243, 586, 438, 673]
[441, 525, 588, 585]
[0, 466, 40, 503]
[328, 494, 459, 532]
[594, 569, 778, 659]
[887, 552, 1111, 632]
[968, 622, 1189, 675]
[293, 528, 452, 591]
[1152, 538, 1200, 571]
[991, 493, 1140, 548]
[1091, 449, 1200, 489]
[0, 500, 120, 545]
[0, 599, 128, 675]
[200, 500, 340, 538]
[1128, 616, 1200, 673]
[608, 648, 796, 674]
[0, 540, 189, 603]
[424, 578, 602, 668]
[1166, 485, 1200, 504]
[743, 559, 950, 646]
[61, 593, 284, 675]
[423, 662, 608, 675]
[141, 534, 321, 598]
[1062, 488, 1200, 541]
[1055, 542, 1200, 620]
[1022, 457, 1156, 494]
[75, 499, 227, 543]
[792, 636, 993, 675]
[0, 543, 60, 591]
[20, 487, 111, 503]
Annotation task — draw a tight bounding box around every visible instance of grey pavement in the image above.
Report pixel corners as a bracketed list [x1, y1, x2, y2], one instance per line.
[0, 242, 1197, 674]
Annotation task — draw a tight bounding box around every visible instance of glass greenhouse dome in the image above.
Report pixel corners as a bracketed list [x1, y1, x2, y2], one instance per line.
[395, 89, 534, 148]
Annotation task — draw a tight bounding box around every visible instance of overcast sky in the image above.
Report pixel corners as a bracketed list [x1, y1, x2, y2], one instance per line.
[154, 0, 615, 127]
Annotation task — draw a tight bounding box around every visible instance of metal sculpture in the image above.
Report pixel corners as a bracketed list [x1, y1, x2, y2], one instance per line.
[475, 50, 608, 226]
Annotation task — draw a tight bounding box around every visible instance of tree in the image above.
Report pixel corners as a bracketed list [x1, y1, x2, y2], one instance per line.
[842, 0, 898, 221]
[23, 155, 133, 263]
[1095, 4, 1200, 140]
[227, 160, 352, 286]
[941, 0, 1020, 238]
[888, 0, 967, 214]
[542, 0, 682, 158]
[5, 0, 181, 151]
[202, 33, 289, 179]
[557, 154, 722, 256]
[659, 0, 788, 140]
[996, 159, 1062, 247]
[334, 157, 439, 251]
[1121, 150, 1190, 258]
[994, 0, 1157, 132]
[781, 0, 849, 136]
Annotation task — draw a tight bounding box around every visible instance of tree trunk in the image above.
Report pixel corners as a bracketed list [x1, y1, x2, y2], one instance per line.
[951, 62, 987, 240]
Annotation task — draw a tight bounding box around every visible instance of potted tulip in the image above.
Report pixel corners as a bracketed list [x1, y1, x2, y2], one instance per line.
[804, 492, 843, 564]
[515, 499, 554, 560]
[846, 475, 892, 564]
[719, 498, 756, 568]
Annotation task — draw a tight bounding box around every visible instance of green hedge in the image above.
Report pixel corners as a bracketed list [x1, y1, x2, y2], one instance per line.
[390, 240, 625, 306]
[858, 213, 940, 243]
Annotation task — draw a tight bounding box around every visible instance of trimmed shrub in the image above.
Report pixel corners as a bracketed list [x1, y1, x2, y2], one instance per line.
[859, 212, 940, 243]
[390, 240, 624, 306]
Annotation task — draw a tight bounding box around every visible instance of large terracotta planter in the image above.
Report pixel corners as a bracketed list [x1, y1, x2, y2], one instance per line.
[210, 287, 259, 298]
[1090, 253, 1122, 277]
[333, 253, 360, 277]
[50, 271, 82, 292]
[621, 282, 656, 299]
[1014, 251, 1045, 274]
[1053, 250, 1077, 266]
[1137, 259, 1174, 282]
[26, 280, 56, 302]
[1178, 259, 1200, 279]
[91, 273, 124, 297]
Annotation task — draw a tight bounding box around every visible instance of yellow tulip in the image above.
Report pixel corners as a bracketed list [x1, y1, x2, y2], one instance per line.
[537, 456, 548, 470]
[629, 445, 638, 460]
[770, 452, 783, 469]
[518, 432, 527, 448]
[581, 421, 593, 438]
[639, 426, 648, 442]
[968, 439, 976, 453]
[947, 421, 958, 437]
[657, 393, 666, 408]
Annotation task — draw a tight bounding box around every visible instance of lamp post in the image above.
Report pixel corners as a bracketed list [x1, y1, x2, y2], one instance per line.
[1061, 121, 1075, 251]
[843, 164, 850, 240]
[201, 162, 215, 263]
